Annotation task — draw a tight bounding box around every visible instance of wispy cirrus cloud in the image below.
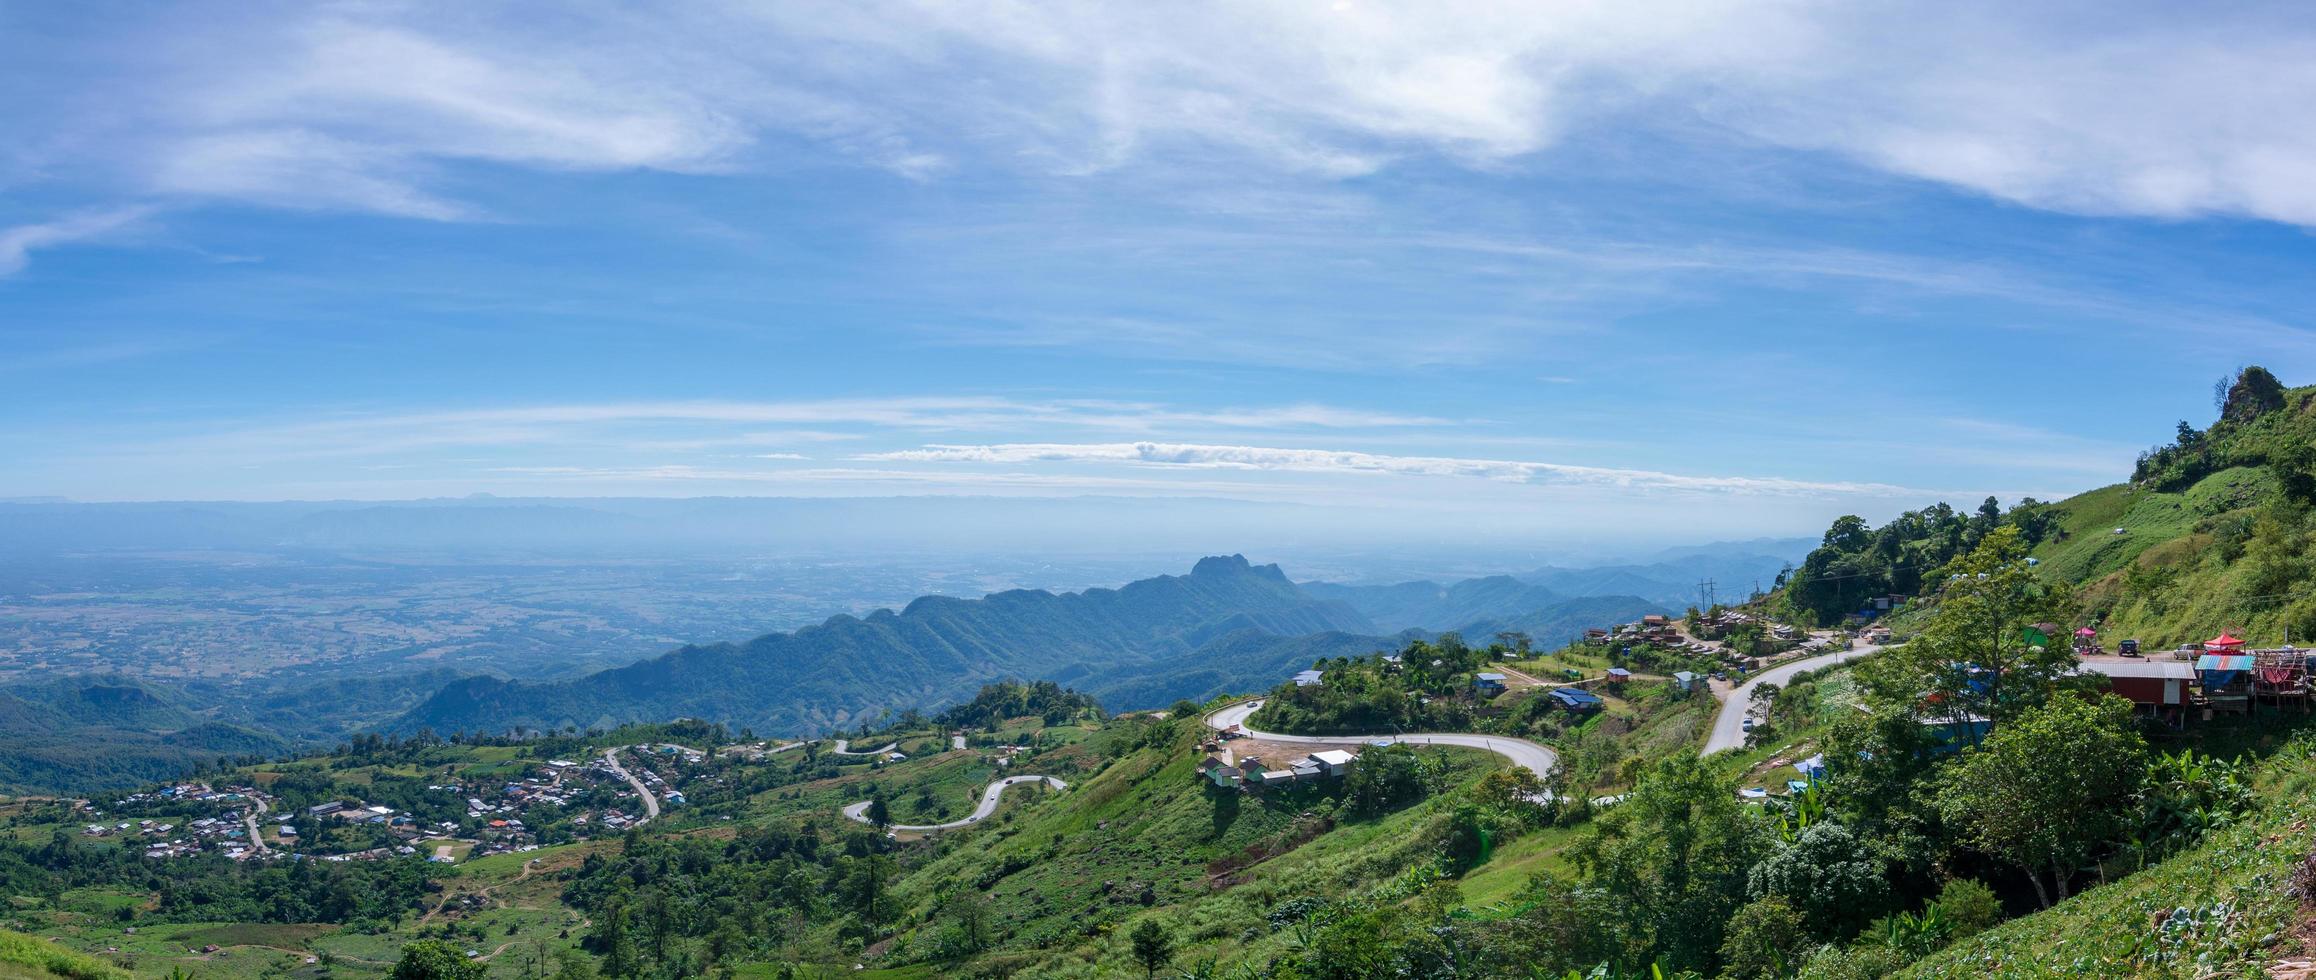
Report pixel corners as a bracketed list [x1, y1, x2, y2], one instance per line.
[0, 206, 154, 277]
[95, 397, 1458, 464]
[860, 441, 1921, 498]
[18, 2, 2316, 226]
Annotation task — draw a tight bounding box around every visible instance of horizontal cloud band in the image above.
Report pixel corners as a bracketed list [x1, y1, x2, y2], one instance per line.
[860, 442, 1915, 497]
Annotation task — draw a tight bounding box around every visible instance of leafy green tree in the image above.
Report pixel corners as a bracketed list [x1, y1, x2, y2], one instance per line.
[594, 904, 641, 978]
[1573, 754, 1767, 974]
[1929, 878, 2003, 940]
[1747, 822, 1890, 941]
[1865, 527, 2073, 733]
[836, 853, 897, 924]
[1937, 694, 2147, 907]
[1127, 918, 1173, 978]
[1719, 895, 1807, 980]
[1344, 742, 1427, 816]
[391, 940, 486, 980]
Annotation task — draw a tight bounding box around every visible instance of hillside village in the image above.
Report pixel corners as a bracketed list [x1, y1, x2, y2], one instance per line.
[63, 747, 716, 868]
[14, 371, 2316, 978]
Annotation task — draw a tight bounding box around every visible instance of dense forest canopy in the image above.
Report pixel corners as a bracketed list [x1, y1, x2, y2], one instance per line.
[1778, 497, 2062, 626]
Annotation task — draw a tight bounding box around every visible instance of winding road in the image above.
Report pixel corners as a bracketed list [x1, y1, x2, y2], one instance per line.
[825, 646, 1890, 834]
[842, 775, 1067, 832]
[601, 748, 660, 826]
[827, 739, 899, 756]
[1204, 700, 1561, 780]
[240, 795, 271, 855]
[1701, 643, 1884, 755]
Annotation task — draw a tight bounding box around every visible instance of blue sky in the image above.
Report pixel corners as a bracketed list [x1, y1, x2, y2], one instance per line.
[6, 1, 2316, 543]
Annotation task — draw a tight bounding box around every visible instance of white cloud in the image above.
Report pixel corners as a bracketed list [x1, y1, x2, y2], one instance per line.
[0, 207, 153, 277]
[861, 441, 1920, 498]
[25, 2, 2316, 226]
[105, 397, 1454, 464]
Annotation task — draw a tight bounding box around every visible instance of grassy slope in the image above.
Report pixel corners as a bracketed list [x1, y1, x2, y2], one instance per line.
[1902, 740, 2316, 978]
[2027, 466, 2278, 647]
[875, 727, 1508, 977]
[0, 932, 127, 980]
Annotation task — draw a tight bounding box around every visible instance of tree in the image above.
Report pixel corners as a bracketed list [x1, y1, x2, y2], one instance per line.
[1719, 896, 1807, 980]
[1864, 527, 2072, 734]
[1937, 694, 2147, 907]
[391, 940, 486, 980]
[1344, 742, 1427, 816]
[1127, 918, 1173, 978]
[863, 795, 891, 831]
[1930, 878, 2004, 940]
[1572, 754, 1767, 974]
[1747, 822, 1890, 941]
[592, 905, 640, 978]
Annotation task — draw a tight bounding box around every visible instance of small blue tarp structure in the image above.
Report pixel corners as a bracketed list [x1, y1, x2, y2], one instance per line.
[2196, 653, 2254, 689]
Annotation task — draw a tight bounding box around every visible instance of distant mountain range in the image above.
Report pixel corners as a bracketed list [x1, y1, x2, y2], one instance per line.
[1301, 575, 1566, 632]
[0, 669, 474, 795]
[1519, 540, 1807, 608]
[394, 555, 1670, 738]
[1305, 538, 1805, 615]
[0, 543, 1783, 791]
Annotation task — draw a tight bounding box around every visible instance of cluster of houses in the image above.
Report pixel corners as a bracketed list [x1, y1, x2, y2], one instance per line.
[1586, 613, 1685, 647]
[1195, 742, 1357, 791]
[82, 816, 237, 861]
[604, 749, 689, 806]
[79, 784, 276, 861]
[61, 744, 732, 869]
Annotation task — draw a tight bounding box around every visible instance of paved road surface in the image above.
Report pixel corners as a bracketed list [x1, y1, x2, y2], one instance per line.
[843, 775, 1068, 832]
[827, 739, 899, 756]
[1701, 644, 1884, 755]
[1205, 700, 1559, 780]
[241, 795, 271, 855]
[602, 748, 660, 825]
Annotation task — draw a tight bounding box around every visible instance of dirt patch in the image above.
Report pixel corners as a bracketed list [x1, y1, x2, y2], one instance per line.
[2269, 827, 2316, 978]
[1203, 814, 1333, 885]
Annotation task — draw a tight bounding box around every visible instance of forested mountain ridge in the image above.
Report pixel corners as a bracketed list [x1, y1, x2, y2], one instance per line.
[399, 555, 1383, 736]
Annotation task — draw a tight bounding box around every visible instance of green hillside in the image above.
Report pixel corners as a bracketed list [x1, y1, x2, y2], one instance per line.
[0, 932, 126, 980]
[2031, 371, 2316, 649]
